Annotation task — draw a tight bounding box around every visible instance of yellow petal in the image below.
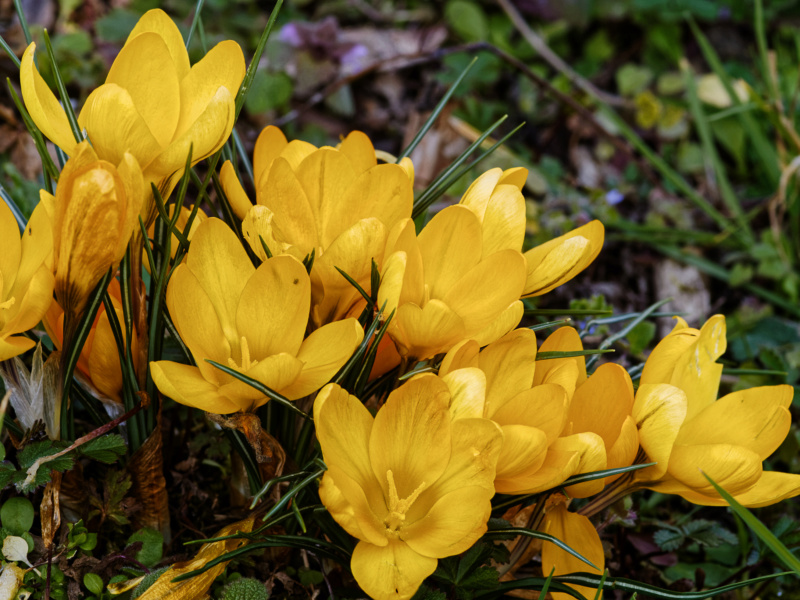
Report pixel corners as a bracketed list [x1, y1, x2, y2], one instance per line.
[319, 470, 385, 545]
[174, 40, 245, 139]
[236, 256, 309, 358]
[606, 416, 639, 478]
[668, 443, 762, 496]
[480, 184, 526, 256]
[282, 318, 364, 399]
[438, 340, 479, 377]
[640, 321, 699, 386]
[498, 167, 528, 188]
[79, 84, 163, 169]
[351, 540, 437, 600]
[125, 9, 190, 80]
[568, 363, 634, 451]
[259, 157, 318, 253]
[220, 160, 253, 221]
[241, 205, 283, 261]
[20, 43, 77, 154]
[533, 326, 587, 389]
[253, 126, 288, 185]
[475, 329, 538, 416]
[459, 168, 503, 215]
[220, 353, 304, 409]
[0, 200, 21, 290]
[678, 471, 800, 508]
[185, 218, 254, 345]
[417, 206, 482, 299]
[440, 368, 487, 420]
[0, 336, 36, 362]
[150, 360, 238, 413]
[323, 466, 387, 547]
[106, 32, 180, 148]
[676, 385, 793, 460]
[392, 300, 465, 360]
[490, 384, 568, 443]
[542, 506, 604, 600]
[2, 267, 54, 337]
[369, 377, 451, 502]
[88, 305, 127, 402]
[398, 157, 415, 185]
[442, 250, 526, 333]
[523, 220, 604, 297]
[468, 300, 524, 348]
[632, 383, 688, 482]
[494, 423, 548, 483]
[339, 130, 377, 174]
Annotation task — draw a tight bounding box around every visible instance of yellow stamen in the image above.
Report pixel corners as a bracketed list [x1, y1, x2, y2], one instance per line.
[384, 470, 426, 535]
[227, 336, 258, 371]
[0, 297, 15, 311]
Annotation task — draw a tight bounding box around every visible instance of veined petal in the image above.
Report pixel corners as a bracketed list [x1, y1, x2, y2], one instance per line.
[490, 384, 568, 443]
[124, 9, 191, 80]
[79, 84, 163, 169]
[498, 167, 528, 188]
[632, 383, 687, 482]
[0, 199, 21, 290]
[322, 467, 387, 547]
[259, 157, 318, 253]
[533, 326, 587, 388]
[468, 300, 524, 348]
[677, 471, 800, 508]
[668, 443, 762, 496]
[640, 319, 698, 386]
[339, 130, 378, 174]
[219, 353, 304, 409]
[150, 361, 238, 413]
[282, 318, 364, 399]
[3, 266, 54, 337]
[0, 336, 36, 362]
[523, 220, 604, 297]
[568, 363, 634, 450]
[440, 368, 487, 420]
[351, 540, 437, 600]
[369, 377, 451, 502]
[494, 424, 548, 482]
[459, 168, 504, 215]
[606, 416, 639, 476]
[676, 385, 793, 460]
[106, 32, 180, 147]
[442, 250, 526, 333]
[417, 206, 482, 299]
[481, 184, 526, 257]
[175, 40, 245, 139]
[185, 218, 254, 345]
[439, 340, 479, 377]
[542, 506, 604, 600]
[220, 160, 253, 220]
[563, 432, 607, 499]
[88, 306, 127, 402]
[253, 126, 288, 185]
[235, 255, 309, 358]
[20, 43, 77, 154]
[392, 300, 465, 360]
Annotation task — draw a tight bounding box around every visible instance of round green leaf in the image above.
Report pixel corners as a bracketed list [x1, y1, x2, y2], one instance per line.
[84, 573, 104, 596]
[127, 528, 164, 568]
[0, 498, 34, 535]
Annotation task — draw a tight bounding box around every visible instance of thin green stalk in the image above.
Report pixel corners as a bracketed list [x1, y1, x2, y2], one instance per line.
[235, 0, 284, 120]
[42, 30, 82, 143]
[0, 34, 20, 68]
[185, 0, 206, 49]
[13, 0, 32, 45]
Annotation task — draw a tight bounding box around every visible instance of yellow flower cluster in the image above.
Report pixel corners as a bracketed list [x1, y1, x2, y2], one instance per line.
[3, 9, 798, 600]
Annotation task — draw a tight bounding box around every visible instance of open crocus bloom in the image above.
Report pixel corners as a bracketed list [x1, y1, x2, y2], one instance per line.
[315, 378, 502, 600]
[378, 206, 527, 361]
[150, 218, 363, 414]
[221, 126, 414, 327]
[635, 315, 800, 507]
[21, 9, 245, 221]
[457, 167, 605, 297]
[436, 329, 598, 495]
[0, 197, 54, 361]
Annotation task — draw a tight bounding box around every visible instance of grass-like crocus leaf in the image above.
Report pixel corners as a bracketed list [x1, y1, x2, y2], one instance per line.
[482, 528, 598, 570]
[42, 30, 82, 144]
[235, 0, 284, 120]
[702, 472, 800, 577]
[537, 349, 614, 361]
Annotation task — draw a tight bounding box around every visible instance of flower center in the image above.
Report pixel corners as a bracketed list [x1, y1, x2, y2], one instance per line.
[0, 297, 15, 311]
[383, 470, 425, 537]
[227, 336, 259, 372]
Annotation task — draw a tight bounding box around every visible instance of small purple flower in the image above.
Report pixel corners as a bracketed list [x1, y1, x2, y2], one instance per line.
[605, 189, 624, 206]
[279, 23, 302, 47]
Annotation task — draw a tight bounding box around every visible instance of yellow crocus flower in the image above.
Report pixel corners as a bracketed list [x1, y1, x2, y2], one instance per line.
[220, 126, 414, 327]
[21, 9, 245, 221]
[634, 315, 800, 507]
[542, 505, 604, 600]
[150, 218, 363, 414]
[0, 199, 54, 361]
[458, 167, 605, 297]
[314, 378, 502, 600]
[42, 141, 143, 321]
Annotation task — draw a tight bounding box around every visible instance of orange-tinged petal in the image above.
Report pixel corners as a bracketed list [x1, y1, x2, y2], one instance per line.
[106, 32, 180, 147]
[235, 256, 309, 358]
[88, 306, 128, 402]
[174, 40, 245, 139]
[369, 377, 451, 501]
[668, 443, 762, 496]
[568, 363, 634, 450]
[442, 249, 526, 333]
[339, 130, 378, 174]
[253, 126, 288, 185]
[20, 43, 77, 154]
[0, 336, 36, 362]
[392, 300, 465, 360]
[439, 340, 479, 377]
[340, 163, 413, 231]
[282, 318, 364, 399]
[490, 384, 568, 443]
[564, 432, 607, 499]
[676, 385, 793, 460]
[417, 205, 482, 299]
[606, 416, 639, 477]
[220, 160, 253, 220]
[124, 9, 191, 80]
[259, 157, 318, 253]
[150, 361, 238, 413]
[542, 506, 604, 600]
[79, 84, 163, 169]
[523, 220, 604, 297]
[632, 383, 687, 482]
[494, 424, 548, 482]
[440, 368, 487, 420]
[351, 540, 437, 600]
[185, 218, 254, 345]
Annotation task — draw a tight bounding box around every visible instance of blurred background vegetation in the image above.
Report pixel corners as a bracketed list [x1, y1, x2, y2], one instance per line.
[3, 0, 800, 596]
